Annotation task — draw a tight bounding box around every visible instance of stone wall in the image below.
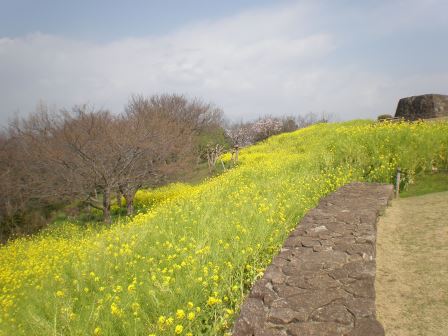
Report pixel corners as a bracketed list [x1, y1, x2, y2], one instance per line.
[395, 94, 448, 120]
[233, 183, 393, 336]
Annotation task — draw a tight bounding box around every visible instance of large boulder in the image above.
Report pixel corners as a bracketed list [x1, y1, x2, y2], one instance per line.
[395, 94, 448, 120]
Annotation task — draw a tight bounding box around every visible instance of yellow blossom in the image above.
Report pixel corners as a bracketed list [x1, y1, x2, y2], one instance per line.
[176, 309, 185, 320]
[174, 325, 183, 334]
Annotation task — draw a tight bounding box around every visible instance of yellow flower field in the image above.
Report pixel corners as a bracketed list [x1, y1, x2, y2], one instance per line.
[1, 120, 447, 335]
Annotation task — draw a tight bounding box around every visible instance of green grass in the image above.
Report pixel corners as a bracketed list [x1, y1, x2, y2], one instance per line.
[401, 172, 448, 198]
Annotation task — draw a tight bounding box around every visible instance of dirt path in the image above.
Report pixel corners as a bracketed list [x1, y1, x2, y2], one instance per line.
[376, 191, 448, 335]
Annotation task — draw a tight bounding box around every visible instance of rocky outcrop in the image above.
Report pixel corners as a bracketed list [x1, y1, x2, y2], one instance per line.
[233, 183, 393, 336]
[395, 94, 448, 120]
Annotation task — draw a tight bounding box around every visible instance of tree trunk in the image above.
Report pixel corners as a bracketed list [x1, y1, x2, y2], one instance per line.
[116, 191, 122, 208]
[103, 188, 111, 224]
[234, 145, 239, 164]
[120, 186, 139, 216]
[123, 189, 135, 216]
[206, 152, 213, 172]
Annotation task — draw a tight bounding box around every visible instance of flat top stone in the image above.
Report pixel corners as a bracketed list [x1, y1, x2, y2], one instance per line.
[395, 94, 448, 120]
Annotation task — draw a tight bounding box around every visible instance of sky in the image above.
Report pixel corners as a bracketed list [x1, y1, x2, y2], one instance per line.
[0, 0, 447, 124]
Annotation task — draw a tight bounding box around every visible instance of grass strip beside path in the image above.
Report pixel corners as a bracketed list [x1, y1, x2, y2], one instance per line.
[400, 172, 448, 198]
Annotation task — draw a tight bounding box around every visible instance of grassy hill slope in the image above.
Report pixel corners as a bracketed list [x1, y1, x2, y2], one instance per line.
[1, 120, 447, 336]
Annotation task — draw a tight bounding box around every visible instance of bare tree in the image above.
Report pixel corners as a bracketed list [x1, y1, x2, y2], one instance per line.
[200, 143, 225, 172]
[0, 124, 62, 240]
[145, 94, 224, 134]
[296, 112, 330, 129]
[117, 95, 196, 215]
[12, 105, 119, 222]
[6, 94, 221, 226]
[280, 116, 298, 133]
[225, 122, 254, 148]
[0, 132, 24, 239]
[251, 116, 283, 142]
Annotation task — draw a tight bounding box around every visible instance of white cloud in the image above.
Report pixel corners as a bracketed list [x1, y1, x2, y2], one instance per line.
[0, 1, 447, 124]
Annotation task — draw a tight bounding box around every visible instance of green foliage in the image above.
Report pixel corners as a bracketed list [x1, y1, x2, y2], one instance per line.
[198, 127, 230, 147]
[400, 172, 448, 198]
[197, 127, 231, 157]
[0, 120, 447, 336]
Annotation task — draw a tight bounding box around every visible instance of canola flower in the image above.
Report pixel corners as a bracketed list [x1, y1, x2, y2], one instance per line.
[0, 120, 447, 335]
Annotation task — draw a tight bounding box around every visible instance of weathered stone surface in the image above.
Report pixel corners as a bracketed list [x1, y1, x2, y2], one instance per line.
[395, 94, 448, 120]
[346, 318, 385, 336]
[287, 322, 353, 336]
[258, 328, 287, 336]
[310, 304, 354, 325]
[301, 237, 321, 248]
[344, 278, 376, 298]
[264, 266, 286, 284]
[273, 284, 308, 298]
[305, 273, 340, 289]
[232, 183, 393, 336]
[267, 307, 307, 324]
[342, 260, 376, 280]
[285, 288, 350, 312]
[233, 298, 266, 336]
[344, 297, 376, 318]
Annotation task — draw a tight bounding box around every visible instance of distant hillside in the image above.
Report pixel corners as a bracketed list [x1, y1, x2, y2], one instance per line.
[1, 119, 447, 336]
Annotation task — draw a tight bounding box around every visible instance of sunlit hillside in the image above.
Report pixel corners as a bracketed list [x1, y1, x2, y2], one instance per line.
[1, 120, 447, 336]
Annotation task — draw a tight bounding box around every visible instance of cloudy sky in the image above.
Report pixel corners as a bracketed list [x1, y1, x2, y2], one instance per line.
[0, 0, 447, 124]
